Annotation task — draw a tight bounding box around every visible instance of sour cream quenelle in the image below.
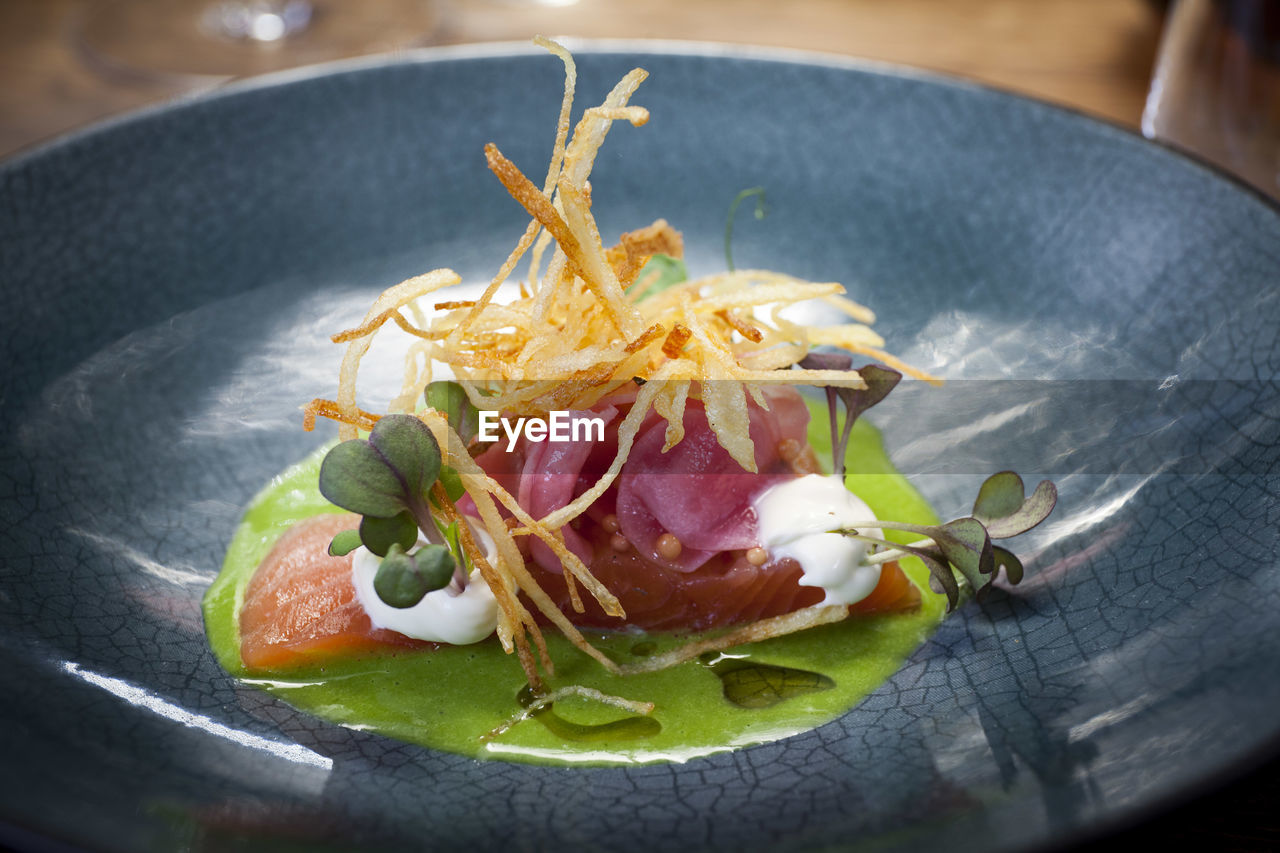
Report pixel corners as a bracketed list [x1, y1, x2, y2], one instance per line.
[351, 529, 500, 645]
[753, 474, 884, 606]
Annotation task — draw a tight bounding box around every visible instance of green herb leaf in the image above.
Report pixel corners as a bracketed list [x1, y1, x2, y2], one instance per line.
[327, 529, 363, 557]
[893, 539, 961, 607]
[360, 511, 419, 558]
[441, 520, 470, 573]
[992, 546, 1024, 585]
[972, 471, 1024, 522]
[798, 351, 853, 372]
[318, 414, 449, 569]
[839, 364, 902, 424]
[630, 254, 688, 302]
[318, 414, 441, 519]
[426, 381, 480, 446]
[839, 469, 1054, 612]
[972, 471, 1057, 539]
[318, 439, 410, 518]
[933, 518, 995, 581]
[367, 414, 442, 502]
[797, 360, 1055, 612]
[436, 465, 465, 504]
[373, 543, 456, 609]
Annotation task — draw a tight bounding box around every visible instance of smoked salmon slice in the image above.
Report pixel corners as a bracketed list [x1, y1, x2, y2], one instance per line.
[240, 513, 921, 667]
[239, 513, 429, 670]
[525, 519, 920, 632]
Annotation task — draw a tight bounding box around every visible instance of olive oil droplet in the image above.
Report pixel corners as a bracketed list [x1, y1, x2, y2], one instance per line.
[698, 653, 835, 709]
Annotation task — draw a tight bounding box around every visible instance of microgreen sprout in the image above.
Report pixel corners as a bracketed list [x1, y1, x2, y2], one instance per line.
[803, 358, 1057, 610]
[318, 412, 465, 609]
[373, 543, 457, 609]
[836, 472, 1056, 610]
[799, 352, 901, 477]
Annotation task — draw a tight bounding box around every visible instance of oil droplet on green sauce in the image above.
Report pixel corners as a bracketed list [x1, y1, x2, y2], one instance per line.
[697, 653, 835, 710]
[203, 407, 945, 766]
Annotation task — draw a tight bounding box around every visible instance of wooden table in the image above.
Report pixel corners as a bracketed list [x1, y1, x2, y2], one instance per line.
[2, 1, 1278, 850]
[1, 0, 1162, 157]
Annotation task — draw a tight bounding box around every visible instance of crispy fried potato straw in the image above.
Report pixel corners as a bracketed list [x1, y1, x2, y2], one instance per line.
[331, 269, 461, 440]
[301, 398, 379, 433]
[486, 143, 586, 281]
[480, 686, 655, 742]
[660, 324, 692, 358]
[618, 605, 850, 675]
[419, 410, 623, 673]
[430, 481, 548, 688]
[610, 219, 684, 285]
[716, 309, 764, 343]
[445, 37, 578, 354]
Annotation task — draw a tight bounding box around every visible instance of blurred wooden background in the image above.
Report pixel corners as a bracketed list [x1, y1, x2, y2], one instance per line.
[0, 0, 1164, 158]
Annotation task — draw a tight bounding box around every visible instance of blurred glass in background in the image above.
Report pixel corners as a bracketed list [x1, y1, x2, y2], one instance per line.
[73, 0, 442, 82]
[1143, 0, 1280, 197]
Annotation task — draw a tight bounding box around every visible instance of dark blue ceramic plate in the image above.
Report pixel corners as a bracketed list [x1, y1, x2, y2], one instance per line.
[2, 41, 1279, 852]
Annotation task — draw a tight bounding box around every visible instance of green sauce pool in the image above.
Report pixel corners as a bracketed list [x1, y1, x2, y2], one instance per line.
[203, 407, 945, 766]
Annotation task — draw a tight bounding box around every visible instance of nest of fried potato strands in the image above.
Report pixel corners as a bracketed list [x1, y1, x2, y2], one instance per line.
[303, 38, 933, 691]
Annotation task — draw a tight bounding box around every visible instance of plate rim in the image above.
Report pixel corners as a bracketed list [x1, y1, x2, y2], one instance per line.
[3, 36, 1278, 218]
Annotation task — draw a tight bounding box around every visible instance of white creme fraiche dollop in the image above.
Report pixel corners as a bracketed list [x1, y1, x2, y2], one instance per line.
[753, 474, 883, 606]
[352, 527, 500, 645]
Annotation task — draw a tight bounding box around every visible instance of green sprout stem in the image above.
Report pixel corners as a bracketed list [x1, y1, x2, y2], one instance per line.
[826, 523, 938, 567]
[841, 532, 945, 568]
[724, 187, 766, 272]
[862, 542, 932, 566]
[415, 504, 469, 591]
[431, 514, 473, 591]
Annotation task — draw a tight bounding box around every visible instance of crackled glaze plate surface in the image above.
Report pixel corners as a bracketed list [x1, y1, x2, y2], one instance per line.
[2, 42, 1279, 852]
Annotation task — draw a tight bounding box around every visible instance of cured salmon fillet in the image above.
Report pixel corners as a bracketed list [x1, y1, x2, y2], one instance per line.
[240, 513, 921, 667]
[239, 513, 429, 670]
[526, 520, 921, 632]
